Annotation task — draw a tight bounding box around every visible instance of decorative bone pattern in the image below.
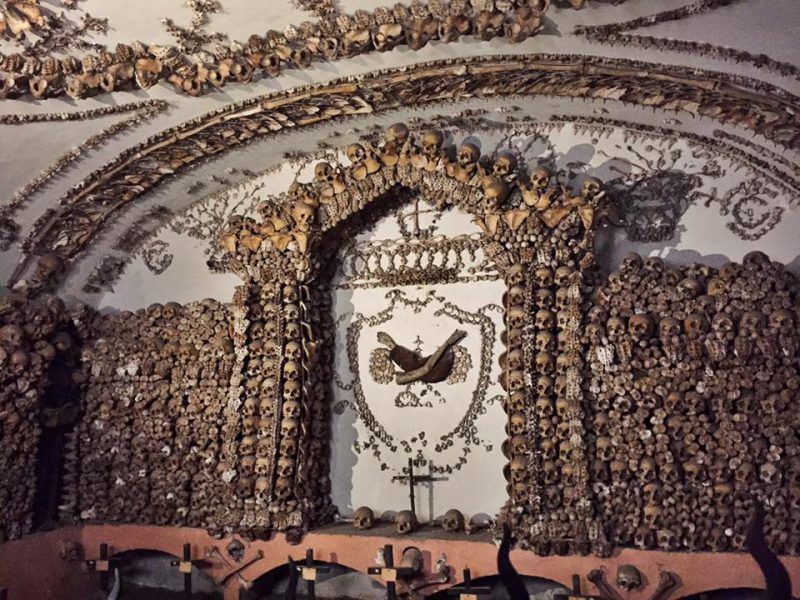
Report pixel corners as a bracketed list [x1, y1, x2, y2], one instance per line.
[21, 54, 799, 280]
[586, 252, 800, 554]
[0, 1, 550, 101]
[220, 125, 604, 547]
[3, 128, 798, 559]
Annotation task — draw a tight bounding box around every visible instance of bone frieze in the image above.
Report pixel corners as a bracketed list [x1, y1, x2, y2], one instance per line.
[16, 54, 800, 291]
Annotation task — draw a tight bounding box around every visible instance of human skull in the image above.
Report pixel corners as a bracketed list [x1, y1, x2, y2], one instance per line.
[280, 417, 299, 438]
[240, 455, 256, 478]
[255, 457, 271, 477]
[534, 288, 554, 309]
[509, 412, 526, 436]
[346, 143, 367, 165]
[507, 306, 526, 329]
[283, 360, 300, 380]
[606, 316, 625, 338]
[458, 142, 481, 167]
[684, 313, 708, 338]
[711, 312, 734, 335]
[240, 435, 256, 456]
[315, 161, 335, 183]
[279, 436, 297, 458]
[505, 264, 524, 286]
[385, 122, 410, 145]
[0, 324, 23, 347]
[353, 506, 375, 530]
[492, 151, 518, 179]
[628, 314, 653, 340]
[659, 317, 681, 341]
[536, 375, 553, 396]
[291, 202, 315, 231]
[580, 177, 603, 201]
[528, 166, 551, 190]
[395, 510, 418, 534]
[506, 285, 525, 307]
[760, 462, 781, 486]
[441, 508, 465, 532]
[282, 396, 301, 417]
[274, 476, 293, 500]
[533, 266, 553, 287]
[595, 436, 613, 462]
[535, 352, 554, 373]
[421, 130, 444, 158]
[277, 456, 295, 478]
[535, 398, 553, 419]
[616, 565, 642, 591]
[535, 309, 555, 330]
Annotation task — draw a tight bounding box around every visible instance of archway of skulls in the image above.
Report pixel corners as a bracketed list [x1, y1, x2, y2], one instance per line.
[219, 122, 610, 552]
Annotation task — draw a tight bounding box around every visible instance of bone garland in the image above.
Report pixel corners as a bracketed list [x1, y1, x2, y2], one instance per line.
[162, 0, 224, 54]
[574, 0, 799, 80]
[0, 291, 77, 541]
[19, 55, 800, 284]
[218, 126, 606, 267]
[223, 284, 253, 528]
[101, 115, 797, 297]
[586, 252, 800, 554]
[0, 99, 169, 253]
[0, 0, 106, 53]
[0, 2, 550, 101]
[16, 12, 108, 58]
[291, 0, 338, 19]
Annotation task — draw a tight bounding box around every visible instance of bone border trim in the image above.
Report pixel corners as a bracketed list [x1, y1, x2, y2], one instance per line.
[16, 53, 800, 286]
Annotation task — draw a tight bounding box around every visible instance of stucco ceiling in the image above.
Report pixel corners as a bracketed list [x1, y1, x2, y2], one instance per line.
[0, 0, 798, 306]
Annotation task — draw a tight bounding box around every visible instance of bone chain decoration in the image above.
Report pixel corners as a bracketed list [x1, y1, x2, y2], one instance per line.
[376, 329, 467, 385]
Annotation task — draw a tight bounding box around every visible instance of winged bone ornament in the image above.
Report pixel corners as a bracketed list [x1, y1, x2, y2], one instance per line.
[371, 330, 468, 385]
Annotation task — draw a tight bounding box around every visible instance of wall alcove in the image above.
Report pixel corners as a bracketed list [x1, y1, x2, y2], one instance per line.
[324, 187, 509, 522]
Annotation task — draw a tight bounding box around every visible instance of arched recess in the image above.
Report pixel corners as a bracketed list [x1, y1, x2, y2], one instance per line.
[427, 574, 571, 599]
[246, 560, 385, 600]
[218, 124, 612, 555]
[321, 185, 509, 521]
[676, 589, 770, 600]
[108, 549, 223, 599]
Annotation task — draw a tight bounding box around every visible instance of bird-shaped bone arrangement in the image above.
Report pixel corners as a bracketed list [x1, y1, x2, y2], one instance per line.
[376, 330, 467, 385]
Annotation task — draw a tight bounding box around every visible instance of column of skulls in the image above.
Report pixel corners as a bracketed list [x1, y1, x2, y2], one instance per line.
[0, 292, 74, 540]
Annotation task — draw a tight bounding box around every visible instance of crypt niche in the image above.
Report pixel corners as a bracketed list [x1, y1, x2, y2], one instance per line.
[328, 191, 508, 522]
[220, 124, 608, 549]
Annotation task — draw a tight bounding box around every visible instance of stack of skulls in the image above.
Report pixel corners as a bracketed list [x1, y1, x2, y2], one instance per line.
[70, 299, 236, 533]
[585, 252, 800, 554]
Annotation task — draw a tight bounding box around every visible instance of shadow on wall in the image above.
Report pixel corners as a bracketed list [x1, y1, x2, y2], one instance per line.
[427, 574, 572, 600]
[246, 561, 386, 600]
[594, 226, 735, 277]
[91, 550, 222, 600]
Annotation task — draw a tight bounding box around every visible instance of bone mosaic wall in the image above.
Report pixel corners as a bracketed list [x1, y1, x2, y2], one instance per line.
[1, 121, 798, 561]
[586, 252, 800, 555]
[63, 300, 238, 533]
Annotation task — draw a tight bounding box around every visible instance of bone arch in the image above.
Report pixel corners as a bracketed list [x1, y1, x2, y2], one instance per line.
[217, 123, 606, 548]
[20, 54, 800, 289]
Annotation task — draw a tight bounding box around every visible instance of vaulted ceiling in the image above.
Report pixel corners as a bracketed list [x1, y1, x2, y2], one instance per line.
[0, 0, 798, 308]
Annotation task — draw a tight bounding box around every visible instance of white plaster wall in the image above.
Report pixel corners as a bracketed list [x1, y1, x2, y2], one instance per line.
[329, 204, 509, 521]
